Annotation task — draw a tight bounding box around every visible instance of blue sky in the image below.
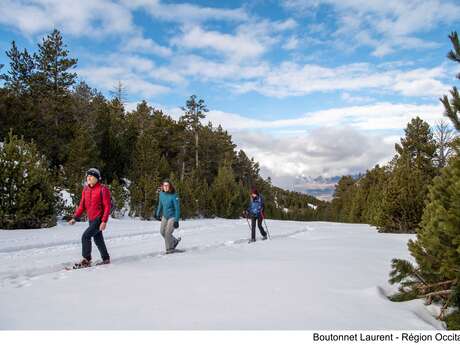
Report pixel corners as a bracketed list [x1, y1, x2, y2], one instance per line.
[1, 0, 459, 193]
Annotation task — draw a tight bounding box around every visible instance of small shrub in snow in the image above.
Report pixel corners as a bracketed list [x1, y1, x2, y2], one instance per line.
[110, 178, 129, 218]
[0, 131, 56, 229]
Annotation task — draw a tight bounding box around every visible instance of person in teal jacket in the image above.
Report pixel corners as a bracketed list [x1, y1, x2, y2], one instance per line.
[155, 179, 181, 253]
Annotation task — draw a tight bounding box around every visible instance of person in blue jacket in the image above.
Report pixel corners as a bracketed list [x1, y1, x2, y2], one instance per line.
[246, 187, 268, 243]
[155, 179, 181, 253]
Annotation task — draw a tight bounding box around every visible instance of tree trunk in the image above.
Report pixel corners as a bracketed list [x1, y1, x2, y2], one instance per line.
[181, 145, 186, 181]
[195, 131, 199, 170]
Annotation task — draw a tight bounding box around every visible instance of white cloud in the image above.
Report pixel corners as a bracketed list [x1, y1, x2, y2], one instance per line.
[283, 36, 299, 50]
[232, 127, 394, 179]
[77, 55, 172, 98]
[121, 35, 172, 58]
[199, 102, 444, 132]
[272, 18, 298, 31]
[171, 16, 297, 61]
[0, 0, 134, 38]
[170, 54, 269, 82]
[341, 92, 374, 104]
[232, 62, 451, 98]
[145, 100, 446, 190]
[282, 0, 460, 56]
[71, 39, 450, 102]
[123, 0, 248, 24]
[303, 103, 444, 130]
[172, 26, 267, 60]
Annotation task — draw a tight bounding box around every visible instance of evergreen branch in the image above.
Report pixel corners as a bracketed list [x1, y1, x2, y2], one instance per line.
[440, 92, 460, 131]
[420, 289, 452, 299]
[419, 279, 457, 293]
[448, 32, 460, 64]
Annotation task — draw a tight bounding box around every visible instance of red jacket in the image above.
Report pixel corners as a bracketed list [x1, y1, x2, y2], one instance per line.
[74, 182, 111, 223]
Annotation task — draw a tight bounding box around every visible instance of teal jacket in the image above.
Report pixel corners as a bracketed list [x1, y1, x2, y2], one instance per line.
[156, 191, 181, 221]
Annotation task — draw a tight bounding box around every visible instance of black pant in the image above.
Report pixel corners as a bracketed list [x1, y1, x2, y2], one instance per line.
[251, 216, 267, 240]
[82, 218, 110, 261]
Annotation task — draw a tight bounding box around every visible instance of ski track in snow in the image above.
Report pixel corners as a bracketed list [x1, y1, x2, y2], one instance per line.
[0, 223, 312, 289]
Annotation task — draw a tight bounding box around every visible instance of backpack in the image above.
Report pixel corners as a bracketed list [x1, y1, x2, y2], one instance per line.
[249, 194, 264, 217]
[100, 185, 115, 215]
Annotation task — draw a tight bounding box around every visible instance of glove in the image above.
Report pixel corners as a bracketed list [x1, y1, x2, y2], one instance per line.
[155, 215, 161, 221]
[174, 221, 179, 229]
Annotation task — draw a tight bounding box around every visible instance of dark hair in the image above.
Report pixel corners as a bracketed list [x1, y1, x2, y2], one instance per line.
[162, 180, 176, 193]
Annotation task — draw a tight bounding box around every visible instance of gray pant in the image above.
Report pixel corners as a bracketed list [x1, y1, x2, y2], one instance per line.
[160, 217, 178, 250]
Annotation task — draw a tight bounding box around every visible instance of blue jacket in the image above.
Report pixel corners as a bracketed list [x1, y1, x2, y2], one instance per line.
[248, 194, 264, 217]
[156, 191, 181, 221]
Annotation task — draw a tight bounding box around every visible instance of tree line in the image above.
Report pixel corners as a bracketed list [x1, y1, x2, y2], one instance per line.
[323, 116, 455, 233]
[0, 29, 325, 229]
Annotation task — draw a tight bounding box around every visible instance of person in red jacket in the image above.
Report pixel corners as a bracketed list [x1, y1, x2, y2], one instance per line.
[68, 168, 111, 268]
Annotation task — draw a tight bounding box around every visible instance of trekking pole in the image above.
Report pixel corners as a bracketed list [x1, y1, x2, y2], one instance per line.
[244, 212, 251, 232]
[262, 213, 271, 239]
[244, 211, 254, 242]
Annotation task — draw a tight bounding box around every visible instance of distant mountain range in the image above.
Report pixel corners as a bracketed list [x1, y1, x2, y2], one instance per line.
[291, 174, 362, 201]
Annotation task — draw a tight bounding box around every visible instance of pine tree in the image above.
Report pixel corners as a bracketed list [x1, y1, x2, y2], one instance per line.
[34, 29, 77, 99]
[361, 165, 388, 226]
[25, 29, 78, 167]
[378, 117, 437, 233]
[180, 95, 209, 171]
[330, 175, 356, 222]
[408, 159, 460, 282]
[232, 150, 260, 187]
[129, 127, 161, 220]
[349, 176, 366, 223]
[64, 124, 100, 208]
[0, 41, 35, 95]
[388, 32, 460, 327]
[196, 177, 214, 218]
[379, 157, 425, 232]
[0, 131, 56, 229]
[210, 161, 243, 218]
[110, 178, 128, 219]
[0, 41, 39, 146]
[71, 81, 97, 123]
[441, 32, 460, 131]
[388, 155, 460, 320]
[199, 123, 236, 184]
[93, 98, 128, 183]
[174, 173, 196, 218]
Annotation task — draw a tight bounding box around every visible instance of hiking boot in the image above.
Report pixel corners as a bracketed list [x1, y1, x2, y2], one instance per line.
[96, 259, 110, 266]
[73, 258, 91, 269]
[248, 239, 256, 243]
[173, 237, 181, 250]
[262, 235, 268, 240]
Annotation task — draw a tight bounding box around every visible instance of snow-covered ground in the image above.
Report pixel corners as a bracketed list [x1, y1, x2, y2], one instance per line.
[0, 218, 445, 330]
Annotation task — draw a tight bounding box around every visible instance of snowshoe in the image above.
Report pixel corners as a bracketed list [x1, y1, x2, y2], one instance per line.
[95, 259, 111, 266]
[67, 259, 91, 270]
[165, 248, 186, 255]
[173, 237, 181, 250]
